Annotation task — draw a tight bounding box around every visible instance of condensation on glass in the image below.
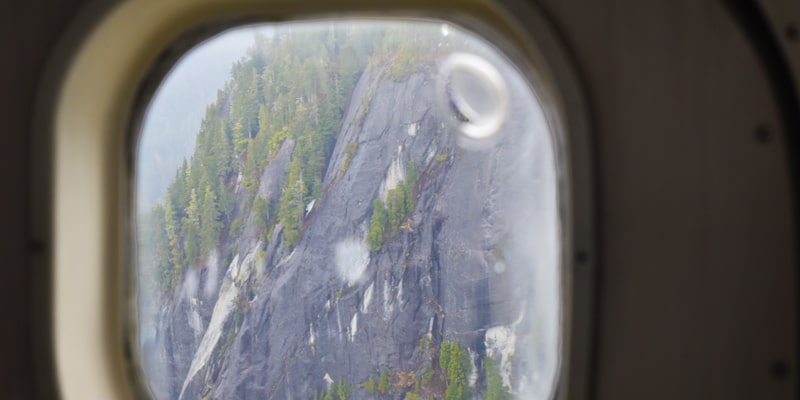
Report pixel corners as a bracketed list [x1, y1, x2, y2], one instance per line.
[134, 19, 561, 400]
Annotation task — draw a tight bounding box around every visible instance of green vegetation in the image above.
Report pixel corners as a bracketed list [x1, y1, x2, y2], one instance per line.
[145, 27, 376, 291]
[385, 43, 420, 81]
[361, 339, 508, 400]
[405, 163, 419, 213]
[268, 127, 288, 158]
[362, 375, 376, 394]
[334, 378, 352, 400]
[320, 378, 355, 400]
[252, 195, 271, 241]
[137, 25, 528, 400]
[439, 341, 471, 400]
[231, 291, 250, 331]
[229, 218, 242, 237]
[422, 368, 434, 386]
[368, 199, 386, 252]
[484, 357, 512, 400]
[341, 142, 359, 171]
[143, 25, 446, 297]
[366, 164, 419, 252]
[380, 26, 441, 82]
[387, 188, 401, 233]
[419, 334, 433, 349]
[378, 369, 391, 394]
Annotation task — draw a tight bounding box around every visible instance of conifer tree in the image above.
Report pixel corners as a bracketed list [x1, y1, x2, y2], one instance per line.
[484, 357, 511, 400]
[147, 23, 396, 293]
[146, 204, 172, 292]
[387, 189, 401, 234]
[405, 164, 418, 214]
[233, 121, 250, 158]
[378, 370, 390, 395]
[185, 188, 200, 226]
[368, 199, 386, 252]
[217, 177, 234, 218]
[252, 195, 270, 240]
[180, 188, 201, 265]
[279, 171, 305, 247]
[363, 375, 376, 394]
[242, 141, 259, 195]
[396, 187, 406, 225]
[182, 222, 199, 266]
[200, 184, 222, 256]
[438, 342, 471, 400]
[163, 199, 183, 280]
[336, 378, 351, 400]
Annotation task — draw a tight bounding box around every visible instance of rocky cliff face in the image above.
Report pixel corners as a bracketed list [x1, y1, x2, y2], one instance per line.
[147, 51, 558, 400]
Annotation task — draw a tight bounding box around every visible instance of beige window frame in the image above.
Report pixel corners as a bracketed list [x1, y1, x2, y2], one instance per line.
[38, 0, 595, 398]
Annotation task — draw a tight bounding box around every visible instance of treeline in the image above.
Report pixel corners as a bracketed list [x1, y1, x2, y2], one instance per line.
[142, 23, 451, 294]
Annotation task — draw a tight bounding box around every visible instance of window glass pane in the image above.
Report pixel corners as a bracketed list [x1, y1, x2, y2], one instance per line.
[135, 19, 561, 400]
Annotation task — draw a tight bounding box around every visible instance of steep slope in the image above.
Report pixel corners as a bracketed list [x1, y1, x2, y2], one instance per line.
[140, 22, 559, 400]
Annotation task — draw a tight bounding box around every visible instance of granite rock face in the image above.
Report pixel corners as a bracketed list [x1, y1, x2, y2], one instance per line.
[152, 59, 549, 400]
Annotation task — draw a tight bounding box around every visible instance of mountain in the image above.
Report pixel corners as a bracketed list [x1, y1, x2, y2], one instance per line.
[136, 27, 267, 209]
[136, 22, 559, 400]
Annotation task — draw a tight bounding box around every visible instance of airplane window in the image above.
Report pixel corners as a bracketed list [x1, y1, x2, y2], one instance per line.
[134, 19, 562, 400]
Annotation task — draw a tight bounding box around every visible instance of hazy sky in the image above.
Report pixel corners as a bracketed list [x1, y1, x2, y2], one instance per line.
[136, 26, 272, 209]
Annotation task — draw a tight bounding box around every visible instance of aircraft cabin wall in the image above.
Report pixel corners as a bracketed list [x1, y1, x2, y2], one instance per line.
[0, 0, 799, 399]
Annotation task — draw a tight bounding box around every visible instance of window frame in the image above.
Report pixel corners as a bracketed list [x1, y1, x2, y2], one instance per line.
[38, 0, 595, 399]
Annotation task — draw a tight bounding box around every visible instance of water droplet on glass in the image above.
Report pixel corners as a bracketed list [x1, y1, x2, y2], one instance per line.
[437, 52, 509, 149]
